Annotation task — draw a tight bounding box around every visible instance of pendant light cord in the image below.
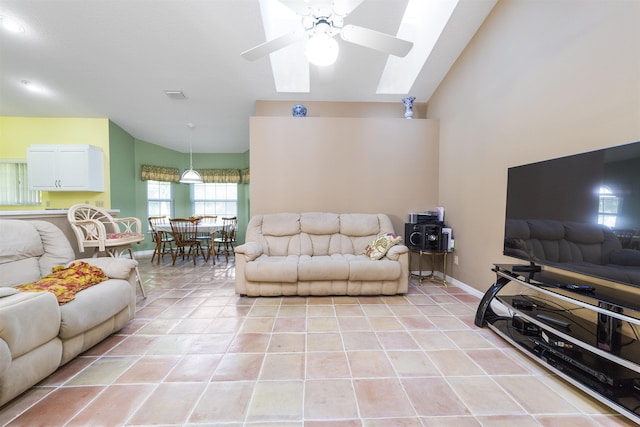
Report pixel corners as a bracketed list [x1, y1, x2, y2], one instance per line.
[188, 122, 195, 169]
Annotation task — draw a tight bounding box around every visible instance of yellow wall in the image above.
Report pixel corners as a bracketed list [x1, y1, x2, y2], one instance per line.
[427, 0, 640, 292]
[0, 117, 111, 210]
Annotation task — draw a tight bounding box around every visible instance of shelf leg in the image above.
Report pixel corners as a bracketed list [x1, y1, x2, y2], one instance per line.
[474, 276, 511, 327]
[442, 252, 448, 286]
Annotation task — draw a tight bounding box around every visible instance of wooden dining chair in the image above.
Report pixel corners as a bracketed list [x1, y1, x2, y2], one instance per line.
[213, 216, 237, 262]
[197, 215, 217, 263]
[148, 216, 174, 263]
[169, 218, 205, 265]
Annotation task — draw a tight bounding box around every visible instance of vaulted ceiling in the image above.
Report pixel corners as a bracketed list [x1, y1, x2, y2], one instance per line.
[0, 0, 496, 153]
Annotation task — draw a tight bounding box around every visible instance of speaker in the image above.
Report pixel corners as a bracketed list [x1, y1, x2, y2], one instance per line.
[405, 223, 422, 250]
[423, 224, 441, 251]
[597, 302, 622, 353]
[405, 223, 442, 251]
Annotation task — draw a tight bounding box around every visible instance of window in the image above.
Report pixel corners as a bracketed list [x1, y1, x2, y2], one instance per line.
[147, 180, 173, 218]
[193, 183, 237, 217]
[598, 185, 621, 228]
[0, 161, 41, 206]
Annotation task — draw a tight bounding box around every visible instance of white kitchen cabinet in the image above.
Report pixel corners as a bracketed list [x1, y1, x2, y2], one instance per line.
[27, 144, 104, 192]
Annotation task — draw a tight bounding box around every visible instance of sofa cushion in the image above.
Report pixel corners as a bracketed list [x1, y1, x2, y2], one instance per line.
[0, 221, 45, 287]
[245, 255, 299, 283]
[300, 233, 343, 256]
[264, 235, 302, 257]
[0, 258, 42, 288]
[0, 220, 75, 287]
[262, 213, 301, 236]
[298, 255, 349, 280]
[31, 221, 75, 277]
[58, 279, 132, 339]
[340, 214, 382, 237]
[300, 212, 340, 234]
[348, 256, 402, 280]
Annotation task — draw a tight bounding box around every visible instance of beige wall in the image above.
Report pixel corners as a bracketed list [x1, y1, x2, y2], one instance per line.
[427, 0, 640, 292]
[250, 110, 439, 234]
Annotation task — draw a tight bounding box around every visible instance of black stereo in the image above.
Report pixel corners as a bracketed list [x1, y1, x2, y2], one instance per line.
[405, 223, 442, 251]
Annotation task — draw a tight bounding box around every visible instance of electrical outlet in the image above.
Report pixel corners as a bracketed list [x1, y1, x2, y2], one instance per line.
[454, 255, 459, 265]
[96, 201, 104, 207]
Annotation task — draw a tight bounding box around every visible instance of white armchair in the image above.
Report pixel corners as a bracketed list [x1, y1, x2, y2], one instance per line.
[67, 204, 145, 296]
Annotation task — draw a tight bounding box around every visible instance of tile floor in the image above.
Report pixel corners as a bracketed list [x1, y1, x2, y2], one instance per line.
[0, 255, 635, 426]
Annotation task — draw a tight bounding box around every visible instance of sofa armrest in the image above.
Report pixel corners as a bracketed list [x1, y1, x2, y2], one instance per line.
[73, 258, 138, 280]
[385, 244, 409, 261]
[0, 292, 60, 359]
[235, 242, 263, 261]
[609, 249, 640, 267]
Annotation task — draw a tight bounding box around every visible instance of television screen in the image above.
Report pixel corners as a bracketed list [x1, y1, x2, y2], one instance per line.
[503, 140, 640, 287]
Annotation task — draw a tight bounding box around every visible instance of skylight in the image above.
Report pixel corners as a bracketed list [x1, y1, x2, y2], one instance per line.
[376, 0, 459, 94]
[259, 0, 309, 93]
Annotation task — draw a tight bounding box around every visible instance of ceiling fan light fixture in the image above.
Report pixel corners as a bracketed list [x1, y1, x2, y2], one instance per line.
[305, 32, 339, 66]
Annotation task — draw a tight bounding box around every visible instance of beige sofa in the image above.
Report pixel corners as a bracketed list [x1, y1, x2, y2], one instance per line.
[0, 220, 138, 407]
[235, 213, 409, 296]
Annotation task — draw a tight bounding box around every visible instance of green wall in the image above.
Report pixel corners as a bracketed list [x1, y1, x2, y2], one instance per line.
[109, 121, 137, 217]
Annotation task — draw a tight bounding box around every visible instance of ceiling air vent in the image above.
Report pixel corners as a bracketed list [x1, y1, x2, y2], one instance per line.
[164, 90, 186, 100]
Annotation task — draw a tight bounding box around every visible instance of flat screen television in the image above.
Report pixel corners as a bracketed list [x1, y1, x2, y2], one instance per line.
[503, 140, 640, 287]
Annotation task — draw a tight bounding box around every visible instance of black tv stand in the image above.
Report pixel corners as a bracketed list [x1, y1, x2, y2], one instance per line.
[475, 264, 640, 424]
[511, 262, 541, 273]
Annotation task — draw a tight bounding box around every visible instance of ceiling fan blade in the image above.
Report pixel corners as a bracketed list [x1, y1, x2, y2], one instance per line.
[340, 24, 413, 57]
[278, 0, 364, 16]
[332, 0, 365, 16]
[241, 30, 306, 61]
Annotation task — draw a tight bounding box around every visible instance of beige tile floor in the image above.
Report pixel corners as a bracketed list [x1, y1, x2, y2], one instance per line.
[0, 254, 635, 426]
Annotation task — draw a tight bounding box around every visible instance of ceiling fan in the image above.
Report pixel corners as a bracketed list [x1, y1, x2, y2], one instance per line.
[241, 0, 414, 64]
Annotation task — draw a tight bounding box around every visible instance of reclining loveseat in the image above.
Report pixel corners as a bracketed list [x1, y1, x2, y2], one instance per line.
[235, 212, 408, 296]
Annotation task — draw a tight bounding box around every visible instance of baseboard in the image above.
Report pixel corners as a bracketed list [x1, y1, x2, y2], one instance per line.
[443, 275, 484, 298]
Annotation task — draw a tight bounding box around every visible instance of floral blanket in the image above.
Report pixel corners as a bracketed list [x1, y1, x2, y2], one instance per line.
[15, 261, 108, 305]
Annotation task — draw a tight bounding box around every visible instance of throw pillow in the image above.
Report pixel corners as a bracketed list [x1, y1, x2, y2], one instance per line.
[15, 261, 108, 305]
[365, 233, 402, 260]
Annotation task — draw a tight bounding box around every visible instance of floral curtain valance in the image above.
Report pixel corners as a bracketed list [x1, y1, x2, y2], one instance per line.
[141, 165, 180, 183]
[241, 168, 250, 184]
[141, 165, 249, 184]
[199, 168, 241, 184]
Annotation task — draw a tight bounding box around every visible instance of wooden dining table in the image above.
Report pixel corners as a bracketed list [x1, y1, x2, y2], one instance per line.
[154, 221, 223, 263]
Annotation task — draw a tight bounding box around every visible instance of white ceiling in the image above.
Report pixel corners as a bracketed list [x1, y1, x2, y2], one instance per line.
[0, 0, 496, 154]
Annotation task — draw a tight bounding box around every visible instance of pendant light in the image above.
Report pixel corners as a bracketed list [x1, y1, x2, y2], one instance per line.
[180, 122, 202, 184]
